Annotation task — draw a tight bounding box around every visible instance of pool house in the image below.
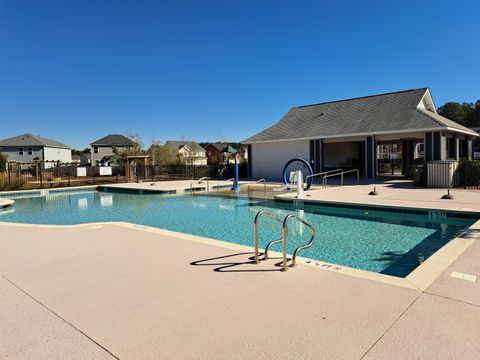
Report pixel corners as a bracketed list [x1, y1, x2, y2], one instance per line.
[244, 88, 478, 181]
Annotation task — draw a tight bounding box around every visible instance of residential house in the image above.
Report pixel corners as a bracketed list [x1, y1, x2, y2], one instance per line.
[204, 143, 248, 164]
[0, 133, 72, 169]
[71, 155, 81, 164]
[204, 143, 230, 164]
[90, 134, 137, 166]
[164, 141, 207, 165]
[243, 88, 478, 180]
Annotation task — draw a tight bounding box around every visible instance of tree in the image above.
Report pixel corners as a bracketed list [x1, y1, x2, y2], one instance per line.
[471, 100, 480, 128]
[147, 141, 181, 165]
[437, 102, 476, 127]
[0, 151, 7, 171]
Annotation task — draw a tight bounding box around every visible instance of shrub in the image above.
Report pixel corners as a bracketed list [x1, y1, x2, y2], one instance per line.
[0, 152, 7, 171]
[455, 160, 480, 187]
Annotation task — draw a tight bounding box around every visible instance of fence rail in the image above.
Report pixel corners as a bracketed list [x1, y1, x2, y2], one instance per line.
[426, 160, 480, 189]
[0, 163, 247, 192]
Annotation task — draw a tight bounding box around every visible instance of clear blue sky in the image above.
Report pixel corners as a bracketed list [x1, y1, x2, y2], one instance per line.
[1, 0, 479, 150]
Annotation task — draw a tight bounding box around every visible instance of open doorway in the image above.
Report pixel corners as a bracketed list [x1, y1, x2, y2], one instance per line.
[376, 139, 424, 178]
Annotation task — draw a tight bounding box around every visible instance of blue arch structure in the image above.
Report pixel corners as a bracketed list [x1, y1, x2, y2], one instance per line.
[282, 157, 314, 190]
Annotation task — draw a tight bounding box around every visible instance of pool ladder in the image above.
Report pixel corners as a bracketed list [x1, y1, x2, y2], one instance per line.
[253, 211, 316, 272]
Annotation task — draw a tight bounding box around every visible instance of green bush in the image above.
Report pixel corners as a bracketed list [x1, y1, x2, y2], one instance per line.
[455, 160, 480, 187]
[0, 152, 7, 172]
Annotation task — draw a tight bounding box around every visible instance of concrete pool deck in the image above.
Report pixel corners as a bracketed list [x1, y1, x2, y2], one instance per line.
[0, 221, 479, 359]
[1, 179, 480, 359]
[0, 198, 14, 208]
[277, 179, 480, 213]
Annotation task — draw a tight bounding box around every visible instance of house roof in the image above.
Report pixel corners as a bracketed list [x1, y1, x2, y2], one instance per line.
[0, 133, 70, 149]
[243, 88, 477, 143]
[206, 143, 229, 151]
[91, 134, 137, 147]
[205, 143, 237, 153]
[164, 141, 205, 153]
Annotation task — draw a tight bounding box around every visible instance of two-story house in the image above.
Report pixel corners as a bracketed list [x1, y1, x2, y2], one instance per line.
[90, 134, 137, 166]
[0, 133, 72, 169]
[164, 141, 207, 165]
[204, 143, 229, 164]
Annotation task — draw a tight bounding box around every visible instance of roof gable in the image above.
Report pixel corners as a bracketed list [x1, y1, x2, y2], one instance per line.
[164, 141, 205, 153]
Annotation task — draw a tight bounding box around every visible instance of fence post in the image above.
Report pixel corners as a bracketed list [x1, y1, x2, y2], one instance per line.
[93, 167, 96, 185]
[39, 165, 43, 188]
[116, 166, 119, 183]
[68, 165, 71, 187]
[7, 163, 11, 189]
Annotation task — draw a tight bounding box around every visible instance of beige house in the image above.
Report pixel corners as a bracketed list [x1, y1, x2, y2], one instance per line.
[164, 141, 207, 165]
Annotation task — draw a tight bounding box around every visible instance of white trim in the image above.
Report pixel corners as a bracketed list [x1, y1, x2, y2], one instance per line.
[416, 88, 437, 113]
[245, 126, 478, 144]
[245, 127, 466, 144]
[445, 126, 478, 136]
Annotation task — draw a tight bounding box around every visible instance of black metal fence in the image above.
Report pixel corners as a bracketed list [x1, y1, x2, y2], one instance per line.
[0, 163, 248, 192]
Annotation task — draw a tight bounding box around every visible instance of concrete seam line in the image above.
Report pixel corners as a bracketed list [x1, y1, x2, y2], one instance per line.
[359, 293, 422, 360]
[423, 290, 480, 309]
[1, 275, 120, 360]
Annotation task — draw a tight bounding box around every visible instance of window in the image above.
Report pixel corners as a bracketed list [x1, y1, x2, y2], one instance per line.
[18, 147, 24, 155]
[27, 148, 33, 155]
[94, 146, 99, 154]
[446, 137, 456, 159]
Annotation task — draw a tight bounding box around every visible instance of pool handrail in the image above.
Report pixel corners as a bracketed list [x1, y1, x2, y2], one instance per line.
[215, 178, 236, 195]
[248, 178, 267, 197]
[197, 177, 210, 193]
[322, 169, 360, 188]
[283, 214, 316, 268]
[253, 211, 316, 272]
[305, 169, 343, 184]
[253, 211, 283, 265]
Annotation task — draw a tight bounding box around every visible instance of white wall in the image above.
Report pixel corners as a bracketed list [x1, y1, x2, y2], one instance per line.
[43, 147, 72, 168]
[251, 140, 309, 180]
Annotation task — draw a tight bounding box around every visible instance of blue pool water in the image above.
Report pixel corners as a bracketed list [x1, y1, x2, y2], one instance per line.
[0, 190, 475, 277]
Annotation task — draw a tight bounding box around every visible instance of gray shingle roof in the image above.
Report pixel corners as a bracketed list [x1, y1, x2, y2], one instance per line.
[0, 133, 70, 149]
[243, 88, 477, 143]
[207, 143, 229, 151]
[91, 134, 137, 146]
[164, 141, 205, 153]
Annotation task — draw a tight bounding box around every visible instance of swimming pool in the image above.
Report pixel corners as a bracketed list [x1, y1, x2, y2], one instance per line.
[0, 190, 476, 277]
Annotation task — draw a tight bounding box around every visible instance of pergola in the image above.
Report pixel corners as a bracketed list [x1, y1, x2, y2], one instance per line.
[126, 155, 150, 182]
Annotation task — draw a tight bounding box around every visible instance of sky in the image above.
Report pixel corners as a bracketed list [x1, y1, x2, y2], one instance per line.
[0, 0, 479, 150]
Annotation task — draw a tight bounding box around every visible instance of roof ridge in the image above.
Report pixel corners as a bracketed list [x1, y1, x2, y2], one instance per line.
[295, 87, 428, 109]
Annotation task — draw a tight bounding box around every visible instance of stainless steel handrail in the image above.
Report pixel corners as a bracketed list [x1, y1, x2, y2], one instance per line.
[342, 169, 360, 186]
[322, 169, 360, 188]
[305, 169, 343, 183]
[283, 214, 316, 268]
[216, 178, 236, 195]
[248, 178, 267, 197]
[197, 177, 210, 193]
[253, 211, 283, 264]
